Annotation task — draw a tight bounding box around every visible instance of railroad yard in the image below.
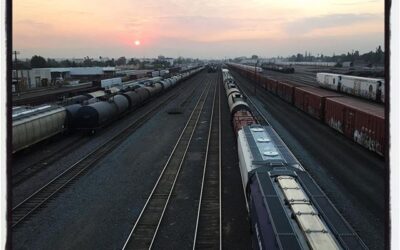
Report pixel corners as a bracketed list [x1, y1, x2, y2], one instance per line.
[230, 70, 385, 249]
[10, 65, 386, 249]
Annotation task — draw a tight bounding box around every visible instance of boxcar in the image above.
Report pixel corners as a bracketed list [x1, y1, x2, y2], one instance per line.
[294, 87, 342, 120]
[265, 78, 278, 94]
[324, 96, 385, 156]
[276, 81, 298, 104]
[258, 75, 268, 90]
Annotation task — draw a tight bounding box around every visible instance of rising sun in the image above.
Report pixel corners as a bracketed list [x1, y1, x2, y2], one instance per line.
[134, 40, 140, 46]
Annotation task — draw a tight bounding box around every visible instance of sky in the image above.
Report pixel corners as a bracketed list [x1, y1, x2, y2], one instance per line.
[12, 0, 384, 59]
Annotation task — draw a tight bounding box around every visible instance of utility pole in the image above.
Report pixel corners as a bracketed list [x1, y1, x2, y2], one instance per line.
[13, 51, 20, 93]
[254, 60, 259, 96]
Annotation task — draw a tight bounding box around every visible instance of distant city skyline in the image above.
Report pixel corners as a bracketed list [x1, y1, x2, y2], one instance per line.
[13, 0, 384, 59]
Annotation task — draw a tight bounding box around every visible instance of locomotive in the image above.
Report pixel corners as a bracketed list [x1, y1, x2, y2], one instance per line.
[262, 63, 295, 73]
[222, 68, 367, 250]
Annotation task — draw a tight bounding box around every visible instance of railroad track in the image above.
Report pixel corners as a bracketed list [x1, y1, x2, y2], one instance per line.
[122, 80, 213, 250]
[11, 82, 192, 228]
[193, 73, 221, 249]
[12, 76, 202, 187]
[11, 135, 89, 186]
[261, 69, 318, 87]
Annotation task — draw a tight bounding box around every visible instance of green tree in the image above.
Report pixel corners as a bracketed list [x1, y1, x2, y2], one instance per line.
[30, 55, 47, 68]
[116, 56, 127, 66]
[128, 58, 140, 65]
[47, 58, 60, 67]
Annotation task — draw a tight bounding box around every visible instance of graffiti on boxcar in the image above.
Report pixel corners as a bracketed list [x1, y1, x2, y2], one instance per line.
[328, 118, 343, 133]
[353, 127, 382, 155]
[307, 106, 317, 118]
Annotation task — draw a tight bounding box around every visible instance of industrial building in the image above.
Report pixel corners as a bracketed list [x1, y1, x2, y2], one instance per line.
[12, 67, 116, 92]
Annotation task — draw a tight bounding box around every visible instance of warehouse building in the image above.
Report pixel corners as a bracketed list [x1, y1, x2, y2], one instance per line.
[12, 67, 116, 92]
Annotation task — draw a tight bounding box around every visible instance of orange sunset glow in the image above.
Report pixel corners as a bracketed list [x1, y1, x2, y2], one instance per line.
[12, 0, 384, 58]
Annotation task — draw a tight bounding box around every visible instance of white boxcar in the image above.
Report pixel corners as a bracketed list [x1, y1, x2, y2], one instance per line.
[12, 105, 67, 153]
[316, 73, 385, 103]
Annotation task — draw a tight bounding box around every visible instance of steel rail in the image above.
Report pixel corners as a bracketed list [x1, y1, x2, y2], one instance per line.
[122, 80, 213, 250]
[218, 73, 222, 250]
[12, 135, 89, 186]
[192, 74, 221, 249]
[12, 76, 200, 187]
[11, 84, 188, 229]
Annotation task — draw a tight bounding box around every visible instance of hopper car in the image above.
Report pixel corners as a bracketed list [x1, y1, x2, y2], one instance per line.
[12, 66, 204, 153]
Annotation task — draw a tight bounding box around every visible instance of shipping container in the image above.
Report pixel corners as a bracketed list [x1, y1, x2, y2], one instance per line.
[294, 87, 342, 120]
[324, 96, 385, 156]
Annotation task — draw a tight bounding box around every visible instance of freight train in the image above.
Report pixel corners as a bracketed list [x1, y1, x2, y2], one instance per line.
[262, 63, 295, 73]
[222, 68, 367, 250]
[206, 64, 218, 73]
[316, 73, 385, 103]
[12, 67, 204, 153]
[228, 63, 385, 157]
[146, 70, 170, 77]
[231, 63, 263, 73]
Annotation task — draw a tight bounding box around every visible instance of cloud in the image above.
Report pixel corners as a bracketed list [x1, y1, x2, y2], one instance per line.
[332, 0, 378, 6]
[285, 13, 381, 34]
[12, 0, 384, 58]
[158, 15, 236, 33]
[62, 10, 91, 15]
[152, 15, 284, 42]
[15, 19, 54, 30]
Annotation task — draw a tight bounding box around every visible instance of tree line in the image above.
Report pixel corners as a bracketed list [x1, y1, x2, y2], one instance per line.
[285, 46, 384, 66]
[14, 55, 200, 70]
[232, 46, 384, 66]
[14, 56, 130, 69]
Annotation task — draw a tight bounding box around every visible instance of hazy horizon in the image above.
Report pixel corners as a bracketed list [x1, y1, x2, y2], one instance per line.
[13, 0, 384, 59]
